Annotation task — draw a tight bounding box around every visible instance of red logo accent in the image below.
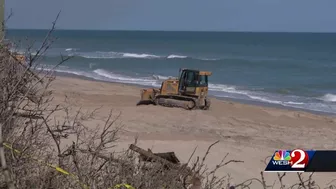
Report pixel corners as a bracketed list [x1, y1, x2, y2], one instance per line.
[290, 149, 309, 169]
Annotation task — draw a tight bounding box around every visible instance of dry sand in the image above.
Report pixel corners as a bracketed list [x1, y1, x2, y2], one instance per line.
[50, 76, 336, 188]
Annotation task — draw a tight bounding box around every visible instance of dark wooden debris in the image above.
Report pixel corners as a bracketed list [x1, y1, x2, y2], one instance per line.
[129, 144, 180, 166]
[140, 148, 180, 164]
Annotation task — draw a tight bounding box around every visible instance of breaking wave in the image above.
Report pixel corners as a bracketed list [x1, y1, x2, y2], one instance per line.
[318, 93, 336, 102]
[76, 51, 160, 59]
[167, 54, 188, 59]
[61, 49, 308, 62]
[65, 48, 80, 52]
[93, 69, 160, 86]
[62, 49, 218, 61]
[31, 48, 301, 62]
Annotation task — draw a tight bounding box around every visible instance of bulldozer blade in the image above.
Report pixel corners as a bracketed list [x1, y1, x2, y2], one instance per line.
[137, 88, 159, 106]
[136, 100, 155, 106]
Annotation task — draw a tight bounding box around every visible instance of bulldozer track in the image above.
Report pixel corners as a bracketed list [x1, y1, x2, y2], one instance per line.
[155, 97, 196, 110]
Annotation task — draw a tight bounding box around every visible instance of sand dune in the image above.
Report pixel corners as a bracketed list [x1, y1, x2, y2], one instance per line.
[50, 76, 336, 188]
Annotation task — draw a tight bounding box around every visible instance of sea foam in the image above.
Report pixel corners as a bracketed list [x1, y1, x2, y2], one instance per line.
[319, 93, 336, 102]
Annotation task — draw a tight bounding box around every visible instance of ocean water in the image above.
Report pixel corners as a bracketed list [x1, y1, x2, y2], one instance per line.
[6, 29, 336, 114]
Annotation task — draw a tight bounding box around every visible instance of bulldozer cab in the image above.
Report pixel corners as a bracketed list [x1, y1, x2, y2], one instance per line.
[178, 68, 211, 96]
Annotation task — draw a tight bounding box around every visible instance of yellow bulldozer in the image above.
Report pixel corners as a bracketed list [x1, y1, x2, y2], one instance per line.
[137, 68, 212, 110]
[13, 53, 26, 63]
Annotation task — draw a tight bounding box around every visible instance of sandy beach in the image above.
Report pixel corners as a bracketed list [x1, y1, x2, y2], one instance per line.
[49, 75, 336, 188]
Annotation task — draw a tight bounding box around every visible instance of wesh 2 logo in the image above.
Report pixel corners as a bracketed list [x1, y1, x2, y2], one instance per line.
[265, 149, 311, 172]
[272, 149, 309, 168]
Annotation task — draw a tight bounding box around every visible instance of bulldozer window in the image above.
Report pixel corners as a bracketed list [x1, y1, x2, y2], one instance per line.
[186, 72, 193, 83]
[186, 71, 198, 87]
[199, 75, 208, 87]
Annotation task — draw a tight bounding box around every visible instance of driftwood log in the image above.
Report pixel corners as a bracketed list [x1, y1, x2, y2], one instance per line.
[140, 148, 180, 164]
[129, 144, 180, 166]
[129, 144, 191, 169]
